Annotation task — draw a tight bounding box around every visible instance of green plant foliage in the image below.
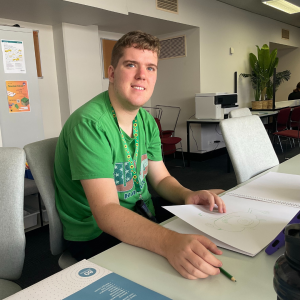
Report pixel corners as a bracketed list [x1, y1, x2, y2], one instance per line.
[240, 44, 288, 101]
[266, 70, 291, 100]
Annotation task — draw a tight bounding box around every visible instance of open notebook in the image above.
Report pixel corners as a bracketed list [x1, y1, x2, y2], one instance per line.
[163, 172, 300, 257]
[226, 172, 300, 208]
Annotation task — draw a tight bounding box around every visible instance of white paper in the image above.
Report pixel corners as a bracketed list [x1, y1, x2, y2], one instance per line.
[227, 172, 300, 208]
[1, 39, 26, 73]
[5, 260, 112, 299]
[163, 218, 252, 256]
[163, 194, 299, 256]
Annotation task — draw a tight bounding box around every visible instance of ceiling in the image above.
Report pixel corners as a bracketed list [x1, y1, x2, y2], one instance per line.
[0, 0, 194, 35]
[2, 0, 299, 34]
[217, 0, 300, 28]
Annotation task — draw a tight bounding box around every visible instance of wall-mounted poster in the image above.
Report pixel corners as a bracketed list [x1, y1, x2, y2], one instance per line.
[6, 81, 31, 113]
[1, 39, 26, 73]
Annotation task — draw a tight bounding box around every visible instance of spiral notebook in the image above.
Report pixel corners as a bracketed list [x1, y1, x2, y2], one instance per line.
[163, 172, 300, 256]
[226, 172, 300, 208]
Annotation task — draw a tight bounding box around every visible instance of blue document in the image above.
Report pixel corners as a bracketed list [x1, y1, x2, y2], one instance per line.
[64, 273, 170, 300]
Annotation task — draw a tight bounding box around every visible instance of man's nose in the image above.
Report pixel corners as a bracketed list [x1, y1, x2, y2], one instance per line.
[135, 66, 146, 80]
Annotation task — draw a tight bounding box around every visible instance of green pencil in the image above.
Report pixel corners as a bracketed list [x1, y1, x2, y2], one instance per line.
[220, 267, 236, 282]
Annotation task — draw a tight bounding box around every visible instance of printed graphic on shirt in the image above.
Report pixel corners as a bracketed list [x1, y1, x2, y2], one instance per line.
[114, 154, 148, 197]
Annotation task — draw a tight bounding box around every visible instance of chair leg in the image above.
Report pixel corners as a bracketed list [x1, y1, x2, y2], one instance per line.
[277, 136, 283, 153]
[161, 143, 165, 163]
[284, 138, 289, 160]
[179, 141, 185, 168]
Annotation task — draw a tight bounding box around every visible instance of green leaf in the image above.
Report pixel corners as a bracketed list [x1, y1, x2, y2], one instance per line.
[259, 44, 270, 71]
[249, 53, 257, 72]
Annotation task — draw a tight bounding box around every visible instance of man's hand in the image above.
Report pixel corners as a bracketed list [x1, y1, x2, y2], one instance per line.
[164, 232, 223, 279]
[184, 190, 226, 213]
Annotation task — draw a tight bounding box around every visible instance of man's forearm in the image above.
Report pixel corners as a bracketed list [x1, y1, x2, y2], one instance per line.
[94, 202, 177, 256]
[154, 175, 192, 205]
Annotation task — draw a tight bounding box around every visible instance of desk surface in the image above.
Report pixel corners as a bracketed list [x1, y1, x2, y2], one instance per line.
[187, 111, 277, 123]
[89, 155, 300, 300]
[275, 99, 300, 109]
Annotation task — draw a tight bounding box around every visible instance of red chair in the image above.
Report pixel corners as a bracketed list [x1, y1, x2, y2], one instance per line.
[155, 105, 181, 138]
[265, 107, 291, 151]
[154, 118, 185, 167]
[290, 106, 300, 129]
[273, 106, 300, 153]
[265, 107, 291, 133]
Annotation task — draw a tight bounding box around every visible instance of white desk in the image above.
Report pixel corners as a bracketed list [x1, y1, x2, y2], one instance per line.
[186, 111, 278, 167]
[274, 99, 300, 109]
[89, 154, 300, 300]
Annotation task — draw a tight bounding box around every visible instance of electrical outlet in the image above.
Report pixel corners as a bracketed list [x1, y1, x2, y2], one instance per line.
[208, 141, 214, 145]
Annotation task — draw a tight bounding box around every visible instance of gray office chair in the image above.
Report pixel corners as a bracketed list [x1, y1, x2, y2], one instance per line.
[220, 115, 279, 184]
[229, 107, 252, 118]
[24, 138, 77, 269]
[0, 148, 26, 299]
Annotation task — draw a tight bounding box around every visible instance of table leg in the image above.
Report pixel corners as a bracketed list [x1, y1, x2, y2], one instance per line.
[187, 122, 190, 167]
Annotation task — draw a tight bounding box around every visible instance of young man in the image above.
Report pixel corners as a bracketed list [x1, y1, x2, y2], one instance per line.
[54, 31, 226, 280]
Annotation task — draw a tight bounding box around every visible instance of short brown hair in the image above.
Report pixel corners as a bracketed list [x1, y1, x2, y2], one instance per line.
[111, 31, 160, 68]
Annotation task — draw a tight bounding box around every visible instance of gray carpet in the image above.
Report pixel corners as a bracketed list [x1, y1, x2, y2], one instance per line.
[14, 143, 300, 289]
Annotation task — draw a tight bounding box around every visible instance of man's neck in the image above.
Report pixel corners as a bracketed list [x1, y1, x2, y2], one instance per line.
[109, 87, 139, 138]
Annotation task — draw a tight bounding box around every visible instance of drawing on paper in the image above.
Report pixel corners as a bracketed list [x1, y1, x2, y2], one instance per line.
[204, 208, 269, 232]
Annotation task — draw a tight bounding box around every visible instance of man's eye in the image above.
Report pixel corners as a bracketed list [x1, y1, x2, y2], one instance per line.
[148, 67, 156, 71]
[127, 63, 135, 68]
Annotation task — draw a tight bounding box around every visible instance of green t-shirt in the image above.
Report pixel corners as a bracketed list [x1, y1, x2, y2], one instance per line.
[54, 91, 162, 241]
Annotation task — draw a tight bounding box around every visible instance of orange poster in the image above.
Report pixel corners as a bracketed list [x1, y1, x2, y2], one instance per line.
[6, 80, 31, 113]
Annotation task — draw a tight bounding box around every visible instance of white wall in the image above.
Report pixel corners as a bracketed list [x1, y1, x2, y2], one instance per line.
[0, 18, 61, 139]
[65, 0, 129, 14]
[152, 28, 200, 152]
[275, 48, 300, 101]
[62, 23, 103, 113]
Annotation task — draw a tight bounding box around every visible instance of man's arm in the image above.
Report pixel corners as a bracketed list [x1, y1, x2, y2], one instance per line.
[81, 178, 223, 279]
[147, 160, 226, 212]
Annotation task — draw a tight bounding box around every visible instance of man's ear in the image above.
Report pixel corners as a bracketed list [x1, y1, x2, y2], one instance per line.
[108, 65, 115, 83]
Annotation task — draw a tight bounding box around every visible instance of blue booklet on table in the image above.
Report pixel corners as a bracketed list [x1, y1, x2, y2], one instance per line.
[5, 260, 171, 300]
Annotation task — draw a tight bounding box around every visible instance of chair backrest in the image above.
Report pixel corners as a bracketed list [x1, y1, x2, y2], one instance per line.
[290, 106, 300, 128]
[229, 108, 252, 118]
[220, 115, 279, 184]
[277, 107, 291, 127]
[154, 117, 163, 136]
[24, 137, 65, 255]
[0, 148, 26, 280]
[155, 105, 181, 134]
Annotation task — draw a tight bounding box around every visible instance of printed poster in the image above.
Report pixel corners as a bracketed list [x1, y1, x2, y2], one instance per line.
[1, 40, 26, 73]
[6, 81, 31, 113]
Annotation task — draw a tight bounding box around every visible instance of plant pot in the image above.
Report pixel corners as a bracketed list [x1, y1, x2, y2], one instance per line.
[252, 101, 263, 110]
[261, 87, 267, 101]
[262, 100, 268, 109]
[267, 99, 273, 109]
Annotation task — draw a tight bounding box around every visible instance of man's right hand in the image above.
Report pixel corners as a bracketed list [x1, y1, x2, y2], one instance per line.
[163, 232, 223, 279]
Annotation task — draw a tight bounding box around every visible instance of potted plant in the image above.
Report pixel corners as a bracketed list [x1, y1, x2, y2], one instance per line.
[266, 70, 291, 108]
[240, 44, 279, 109]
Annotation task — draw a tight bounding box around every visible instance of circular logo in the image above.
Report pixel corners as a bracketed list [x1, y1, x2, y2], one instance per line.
[78, 268, 97, 277]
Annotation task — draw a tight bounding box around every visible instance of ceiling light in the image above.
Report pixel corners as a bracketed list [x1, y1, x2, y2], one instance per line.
[262, 0, 300, 14]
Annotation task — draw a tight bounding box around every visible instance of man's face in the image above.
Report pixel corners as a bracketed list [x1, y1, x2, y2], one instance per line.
[108, 46, 158, 110]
